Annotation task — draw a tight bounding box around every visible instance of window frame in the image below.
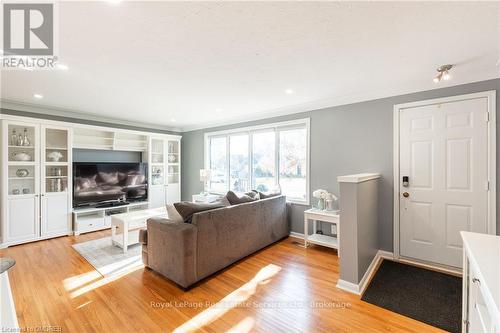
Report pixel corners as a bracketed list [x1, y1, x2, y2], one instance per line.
[204, 118, 310, 205]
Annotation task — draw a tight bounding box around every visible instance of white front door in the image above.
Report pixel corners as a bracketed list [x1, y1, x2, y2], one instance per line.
[399, 97, 490, 268]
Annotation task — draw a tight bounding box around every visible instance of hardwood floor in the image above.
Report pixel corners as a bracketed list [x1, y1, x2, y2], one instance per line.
[0, 231, 444, 333]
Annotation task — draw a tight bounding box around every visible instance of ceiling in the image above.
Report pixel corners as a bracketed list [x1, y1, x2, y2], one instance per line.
[1, 1, 499, 132]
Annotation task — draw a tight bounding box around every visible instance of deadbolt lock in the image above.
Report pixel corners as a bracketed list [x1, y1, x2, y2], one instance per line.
[402, 192, 410, 198]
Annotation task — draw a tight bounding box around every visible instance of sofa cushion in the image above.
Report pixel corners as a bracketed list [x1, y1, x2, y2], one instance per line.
[252, 190, 281, 199]
[174, 201, 226, 223]
[226, 191, 260, 205]
[166, 204, 183, 223]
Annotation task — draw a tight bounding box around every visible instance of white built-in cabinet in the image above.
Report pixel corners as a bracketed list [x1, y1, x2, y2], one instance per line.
[1, 120, 72, 246]
[1, 115, 181, 245]
[149, 136, 181, 207]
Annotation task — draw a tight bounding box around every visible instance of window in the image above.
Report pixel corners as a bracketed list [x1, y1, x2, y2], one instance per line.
[229, 134, 249, 192]
[209, 136, 227, 193]
[252, 131, 275, 192]
[279, 128, 307, 202]
[206, 119, 309, 204]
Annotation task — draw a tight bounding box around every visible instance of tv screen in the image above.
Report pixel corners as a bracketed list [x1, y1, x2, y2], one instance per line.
[73, 162, 148, 208]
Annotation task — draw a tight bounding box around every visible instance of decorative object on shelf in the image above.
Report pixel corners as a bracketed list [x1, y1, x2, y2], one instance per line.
[22, 188, 30, 194]
[17, 132, 24, 146]
[11, 151, 32, 161]
[12, 189, 20, 195]
[199, 169, 212, 195]
[15, 169, 29, 177]
[325, 193, 338, 211]
[22, 128, 30, 146]
[10, 129, 17, 146]
[168, 154, 177, 163]
[49, 178, 63, 192]
[312, 189, 338, 211]
[168, 142, 174, 153]
[169, 166, 175, 174]
[47, 151, 63, 162]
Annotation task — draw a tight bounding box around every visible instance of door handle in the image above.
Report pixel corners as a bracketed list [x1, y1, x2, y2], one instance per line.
[402, 192, 410, 198]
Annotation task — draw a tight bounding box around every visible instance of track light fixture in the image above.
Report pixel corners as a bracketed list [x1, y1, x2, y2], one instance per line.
[433, 64, 453, 83]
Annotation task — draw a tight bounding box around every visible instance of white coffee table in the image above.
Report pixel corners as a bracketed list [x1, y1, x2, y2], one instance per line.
[111, 207, 167, 253]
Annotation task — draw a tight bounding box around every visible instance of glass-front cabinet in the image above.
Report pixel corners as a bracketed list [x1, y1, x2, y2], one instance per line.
[149, 136, 181, 208]
[1, 120, 72, 246]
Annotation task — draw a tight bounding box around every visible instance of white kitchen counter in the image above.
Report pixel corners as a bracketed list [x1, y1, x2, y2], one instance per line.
[461, 231, 500, 332]
[0, 271, 18, 330]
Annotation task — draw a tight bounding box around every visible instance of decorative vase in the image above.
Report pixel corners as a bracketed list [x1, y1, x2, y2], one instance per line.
[317, 198, 325, 210]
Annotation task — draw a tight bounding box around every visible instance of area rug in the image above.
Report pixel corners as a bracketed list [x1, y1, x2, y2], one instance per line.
[361, 259, 462, 333]
[72, 237, 143, 277]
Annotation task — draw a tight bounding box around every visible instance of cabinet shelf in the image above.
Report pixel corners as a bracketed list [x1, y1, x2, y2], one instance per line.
[46, 176, 67, 179]
[45, 162, 68, 166]
[46, 147, 67, 150]
[9, 177, 35, 180]
[8, 161, 36, 166]
[8, 145, 35, 148]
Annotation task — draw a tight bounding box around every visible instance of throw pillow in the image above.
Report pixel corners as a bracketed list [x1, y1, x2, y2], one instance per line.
[174, 202, 226, 223]
[258, 191, 281, 199]
[226, 191, 260, 205]
[252, 189, 281, 199]
[166, 204, 183, 223]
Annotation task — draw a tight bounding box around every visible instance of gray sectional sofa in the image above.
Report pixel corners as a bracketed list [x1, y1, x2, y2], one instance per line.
[139, 195, 288, 288]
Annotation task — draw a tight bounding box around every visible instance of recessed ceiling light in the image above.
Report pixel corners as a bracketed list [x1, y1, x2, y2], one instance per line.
[33, 93, 43, 99]
[55, 63, 69, 70]
[171, 118, 176, 122]
[285, 89, 294, 94]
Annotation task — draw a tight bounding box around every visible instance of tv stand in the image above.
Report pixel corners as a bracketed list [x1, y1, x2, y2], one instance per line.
[95, 201, 130, 209]
[72, 201, 149, 236]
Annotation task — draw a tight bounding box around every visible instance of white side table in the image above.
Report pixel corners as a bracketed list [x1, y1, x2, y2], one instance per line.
[192, 194, 221, 203]
[304, 208, 340, 256]
[111, 207, 167, 254]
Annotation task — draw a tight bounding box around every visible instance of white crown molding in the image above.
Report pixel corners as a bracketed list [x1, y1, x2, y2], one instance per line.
[180, 75, 500, 132]
[0, 99, 182, 133]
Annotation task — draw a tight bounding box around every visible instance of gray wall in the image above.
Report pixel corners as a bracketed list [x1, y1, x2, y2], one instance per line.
[181, 78, 500, 252]
[339, 179, 379, 284]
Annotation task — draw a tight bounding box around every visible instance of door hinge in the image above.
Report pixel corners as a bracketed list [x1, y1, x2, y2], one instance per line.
[485, 181, 490, 191]
[485, 112, 490, 122]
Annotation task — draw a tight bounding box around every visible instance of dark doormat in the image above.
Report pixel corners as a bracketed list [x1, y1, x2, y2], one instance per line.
[361, 260, 462, 333]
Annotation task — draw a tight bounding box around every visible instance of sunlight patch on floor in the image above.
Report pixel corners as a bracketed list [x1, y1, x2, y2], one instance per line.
[63, 271, 101, 292]
[173, 264, 281, 333]
[63, 264, 143, 298]
[226, 317, 255, 333]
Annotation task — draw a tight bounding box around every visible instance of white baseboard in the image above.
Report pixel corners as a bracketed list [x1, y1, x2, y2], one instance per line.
[336, 250, 394, 295]
[289, 231, 304, 239]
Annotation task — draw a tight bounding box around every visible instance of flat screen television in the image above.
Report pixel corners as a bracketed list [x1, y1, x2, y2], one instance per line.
[73, 162, 148, 208]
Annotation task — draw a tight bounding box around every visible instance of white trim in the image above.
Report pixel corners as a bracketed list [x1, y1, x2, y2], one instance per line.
[336, 250, 394, 295]
[336, 279, 361, 295]
[204, 118, 311, 205]
[0, 99, 181, 133]
[396, 256, 462, 276]
[0, 113, 182, 141]
[337, 173, 381, 184]
[393, 90, 496, 262]
[180, 78, 500, 132]
[289, 231, 305, 239]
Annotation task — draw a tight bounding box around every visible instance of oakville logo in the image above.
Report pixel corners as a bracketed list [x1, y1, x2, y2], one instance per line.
[3, 3, 54, 56]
